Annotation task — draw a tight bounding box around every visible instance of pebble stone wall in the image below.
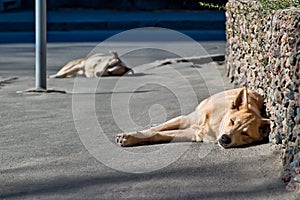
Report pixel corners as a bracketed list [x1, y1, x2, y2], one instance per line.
[225, 0, 300, 189]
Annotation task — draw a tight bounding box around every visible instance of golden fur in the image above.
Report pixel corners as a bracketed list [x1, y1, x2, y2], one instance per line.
[116, 88, 270, 148]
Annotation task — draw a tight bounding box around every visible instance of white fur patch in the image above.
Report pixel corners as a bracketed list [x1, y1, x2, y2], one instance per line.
[242, 126, 249, 132]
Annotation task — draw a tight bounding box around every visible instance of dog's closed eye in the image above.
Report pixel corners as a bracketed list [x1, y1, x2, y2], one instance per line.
[241, 131, 249, 136]
[230, 119, 235, 125]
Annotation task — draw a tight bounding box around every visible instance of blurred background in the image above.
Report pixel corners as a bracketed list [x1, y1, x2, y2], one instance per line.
[6, 0, 226, 11]
[0, 0, 227, 43]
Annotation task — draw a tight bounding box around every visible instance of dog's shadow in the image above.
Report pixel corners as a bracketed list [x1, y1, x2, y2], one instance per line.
[106, 72, 147, 77]
[235, 138, 270, 149]
[70, 89, 157, 95]
[124, 72, 146, 77]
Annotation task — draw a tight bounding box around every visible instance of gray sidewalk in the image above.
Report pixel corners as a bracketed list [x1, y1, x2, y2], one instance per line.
[0, 41, 298, 199]
[0, 63, 296, 200]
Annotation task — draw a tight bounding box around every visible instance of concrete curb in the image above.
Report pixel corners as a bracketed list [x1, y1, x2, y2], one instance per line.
[0, 20, 226, 32]
[0, 30, 226, 43]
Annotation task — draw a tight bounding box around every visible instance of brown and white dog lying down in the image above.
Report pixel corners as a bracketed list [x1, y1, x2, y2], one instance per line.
[50, 51, 133, 78]
[116, 88, 270, 148]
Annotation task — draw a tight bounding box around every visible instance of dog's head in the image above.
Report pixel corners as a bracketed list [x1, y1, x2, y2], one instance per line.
[218, 88, 270, 148]
[94, 51, 133, 77]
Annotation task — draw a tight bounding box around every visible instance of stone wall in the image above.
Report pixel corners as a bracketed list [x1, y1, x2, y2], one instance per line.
[225, 0, 300, 188]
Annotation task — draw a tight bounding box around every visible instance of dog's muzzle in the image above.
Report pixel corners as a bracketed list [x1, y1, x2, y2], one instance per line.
[218, 134, 231, 148]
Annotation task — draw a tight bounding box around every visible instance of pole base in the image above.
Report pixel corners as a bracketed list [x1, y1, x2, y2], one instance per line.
[17, 88, 66, 94]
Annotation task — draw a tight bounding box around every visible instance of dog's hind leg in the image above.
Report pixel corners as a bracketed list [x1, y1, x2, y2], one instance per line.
[50, 65, 84, 78]
[116, 128, 199, 147]
[50, 58, 85, 78]
[149, 113, 195, 132]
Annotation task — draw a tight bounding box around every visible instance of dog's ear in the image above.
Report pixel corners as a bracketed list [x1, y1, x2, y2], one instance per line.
[110, 51, 118, 59]
[259, 118, 271, 139]
[231, 87, 249, 110]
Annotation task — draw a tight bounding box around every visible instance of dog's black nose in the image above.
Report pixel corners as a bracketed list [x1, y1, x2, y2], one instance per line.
[220, 134, 231, 145]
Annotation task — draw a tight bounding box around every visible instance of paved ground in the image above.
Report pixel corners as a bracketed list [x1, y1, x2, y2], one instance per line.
[1, 41, 299, 199]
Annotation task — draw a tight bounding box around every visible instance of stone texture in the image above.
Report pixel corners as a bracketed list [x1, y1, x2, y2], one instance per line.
[226, 0, 300, 185]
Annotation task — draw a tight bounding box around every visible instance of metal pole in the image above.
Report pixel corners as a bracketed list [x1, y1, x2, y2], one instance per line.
[35, 0, 47, 89]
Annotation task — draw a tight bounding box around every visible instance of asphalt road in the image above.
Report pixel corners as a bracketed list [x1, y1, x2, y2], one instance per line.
[1, 41, 299, 199]
[0, 10, 226, 42]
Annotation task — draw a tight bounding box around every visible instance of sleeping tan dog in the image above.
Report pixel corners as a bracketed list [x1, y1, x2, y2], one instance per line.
[116, 87, 270, 148]
[50, 51, 133, 78]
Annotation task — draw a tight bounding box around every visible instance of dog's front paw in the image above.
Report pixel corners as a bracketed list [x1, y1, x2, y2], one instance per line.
[115, 133, 136, 147]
